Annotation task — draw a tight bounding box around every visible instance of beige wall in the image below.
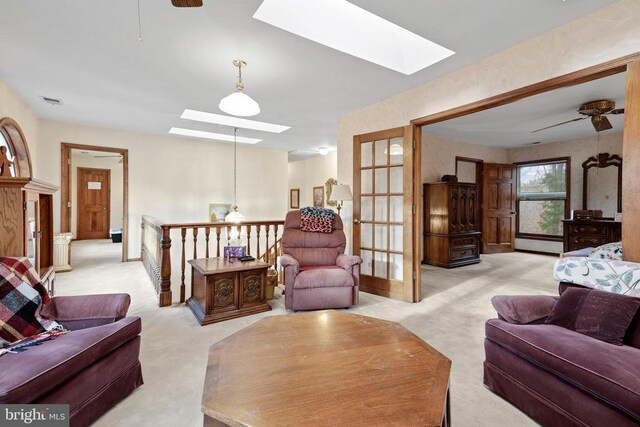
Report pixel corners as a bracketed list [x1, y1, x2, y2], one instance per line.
[71, 152, 124, 236]
[338, 0, 640, 252]
[420, 132, 623, 254]
[34, 120, 288, 260]
[0, 80, 41, 174]
[422, 132, 507, 183]
[288, 152, 339, 211]
[1, 74, 289, 262]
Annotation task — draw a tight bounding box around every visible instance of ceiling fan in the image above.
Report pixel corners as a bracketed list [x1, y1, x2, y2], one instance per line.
[532, 99, 624, 133]
[171, 0, 203, 7]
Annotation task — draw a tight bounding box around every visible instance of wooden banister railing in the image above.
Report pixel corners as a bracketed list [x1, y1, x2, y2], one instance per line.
[142, 215, 285, 307]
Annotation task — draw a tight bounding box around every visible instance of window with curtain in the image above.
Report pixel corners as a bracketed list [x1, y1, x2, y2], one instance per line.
[516, 159, 569, 238]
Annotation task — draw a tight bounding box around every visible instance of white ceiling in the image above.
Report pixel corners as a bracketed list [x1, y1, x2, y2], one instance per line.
[72, 148, 122, 165]
[0, 0, 617, 161]
[426, 72, 626, 147]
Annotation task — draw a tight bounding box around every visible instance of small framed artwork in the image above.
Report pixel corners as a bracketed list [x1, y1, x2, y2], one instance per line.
[209, 203, 231, 223]
[312, 186, 324, 208]
[290, 188, 300, 209]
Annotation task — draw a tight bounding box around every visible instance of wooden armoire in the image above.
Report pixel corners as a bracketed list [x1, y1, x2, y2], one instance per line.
[0, 117, 58, 295]
[0, 178, 58, 295]
[422, 182, 481, 268]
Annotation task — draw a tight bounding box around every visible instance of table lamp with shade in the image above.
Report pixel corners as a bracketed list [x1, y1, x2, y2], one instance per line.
[329, 184, 352, 216]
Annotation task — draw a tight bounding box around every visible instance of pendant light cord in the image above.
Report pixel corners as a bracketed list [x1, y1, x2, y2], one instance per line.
[233, 127, 238, 210]
[236, 62, 244, 92]
[137, 0, 142, 42]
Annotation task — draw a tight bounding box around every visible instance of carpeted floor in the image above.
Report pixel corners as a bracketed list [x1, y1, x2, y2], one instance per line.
[57, 240, 558, 426]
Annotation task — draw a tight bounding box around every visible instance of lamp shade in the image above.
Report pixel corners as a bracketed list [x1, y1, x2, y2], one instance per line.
[225, 209, 245, 223]
[219, 92, 260, 117]
[329, 185, 352, 202]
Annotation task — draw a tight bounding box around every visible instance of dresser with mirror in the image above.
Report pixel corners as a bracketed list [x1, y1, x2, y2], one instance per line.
[563, 152, 622, 252]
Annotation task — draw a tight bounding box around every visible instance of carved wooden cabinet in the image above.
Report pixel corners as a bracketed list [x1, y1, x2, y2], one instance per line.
[422, 182, 481, 268]
[186, 258, 271, 325]
[562, 219, 622, 252]
[0, 177, 58, 295]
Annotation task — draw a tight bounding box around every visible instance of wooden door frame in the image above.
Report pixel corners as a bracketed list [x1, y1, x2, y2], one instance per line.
[411, 53, 639, 128]
[61, 143, 129, 262]
[76, 167, 111, 240]
[410, 53, 640, 259]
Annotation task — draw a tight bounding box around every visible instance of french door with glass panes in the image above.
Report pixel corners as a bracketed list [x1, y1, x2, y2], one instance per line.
[353, 126, 418, 302]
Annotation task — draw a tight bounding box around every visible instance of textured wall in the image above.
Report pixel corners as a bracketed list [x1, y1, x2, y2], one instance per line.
[422, 132, 507, 183]
[0, 80, 41, 174]
[338, 0, 640, 251]
[36, 120, 289, 259]
[288, 152, 338, 211]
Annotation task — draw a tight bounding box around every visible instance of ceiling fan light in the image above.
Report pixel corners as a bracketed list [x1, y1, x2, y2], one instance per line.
[219, 92, 261, 117]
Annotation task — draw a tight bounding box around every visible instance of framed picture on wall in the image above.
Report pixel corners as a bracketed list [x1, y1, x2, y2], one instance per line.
[312, 186, 324, 208]
[209, 203, 231, 222]
[290, 188, 300, 209]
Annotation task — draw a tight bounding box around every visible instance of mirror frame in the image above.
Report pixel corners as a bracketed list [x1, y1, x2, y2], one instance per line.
[582, 152, 622, 214]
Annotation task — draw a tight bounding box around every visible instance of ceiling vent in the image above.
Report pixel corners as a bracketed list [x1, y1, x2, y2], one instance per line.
[40, 96, 62, 106]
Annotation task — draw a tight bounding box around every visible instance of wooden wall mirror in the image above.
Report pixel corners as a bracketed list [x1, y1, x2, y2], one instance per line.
[582, 152, 622, 217]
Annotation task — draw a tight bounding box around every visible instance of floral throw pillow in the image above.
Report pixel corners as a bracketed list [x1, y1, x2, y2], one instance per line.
[588, 241, 623, 261]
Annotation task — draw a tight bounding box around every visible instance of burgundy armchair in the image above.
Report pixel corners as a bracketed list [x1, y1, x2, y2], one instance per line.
[0, 293, 143, 427]
[281, 210, 362, 311]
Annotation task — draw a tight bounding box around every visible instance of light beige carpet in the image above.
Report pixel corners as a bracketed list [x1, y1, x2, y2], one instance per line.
[57, 240, 557, 426]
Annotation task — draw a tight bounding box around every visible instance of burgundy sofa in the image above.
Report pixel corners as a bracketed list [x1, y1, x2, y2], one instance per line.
[281, 210, 362, 311]
[483, 285, 640, 426]
[0, 294, 143, 427]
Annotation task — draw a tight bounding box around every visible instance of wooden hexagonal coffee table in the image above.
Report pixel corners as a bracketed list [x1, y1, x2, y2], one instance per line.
[202, 311, 451, 426]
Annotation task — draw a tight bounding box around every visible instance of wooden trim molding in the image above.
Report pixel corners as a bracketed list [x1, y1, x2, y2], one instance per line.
[0, 117, 33, 178]
[515, 249, 560, 257]
[411, 52, 640, 127]
[622, 60, 640, 262]
[515, 233, 563, 242]
[60, 143, 129, 262]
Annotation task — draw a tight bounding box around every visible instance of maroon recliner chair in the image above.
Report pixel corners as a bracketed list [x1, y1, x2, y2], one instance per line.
[280, 210, 362, 311]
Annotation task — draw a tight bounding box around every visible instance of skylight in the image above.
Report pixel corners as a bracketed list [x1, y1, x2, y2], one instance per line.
[253, 0, 455, 75]
[180, 109, 290, 133]
[169, 128, 262, 144]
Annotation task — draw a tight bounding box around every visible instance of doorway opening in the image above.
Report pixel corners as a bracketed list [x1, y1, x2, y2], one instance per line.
[60, 143, 128, 263]
[414, 56, 633, 266]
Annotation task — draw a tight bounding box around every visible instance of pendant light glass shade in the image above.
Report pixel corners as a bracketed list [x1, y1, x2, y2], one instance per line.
[219, 92, 260, 117]
[219, 60, 260, 117]
[225, 208, 245, 224]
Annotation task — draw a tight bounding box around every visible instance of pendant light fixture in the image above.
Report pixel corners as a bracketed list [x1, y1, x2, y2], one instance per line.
[219, 60, 260, 117]
[225, 127, 246, 223]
